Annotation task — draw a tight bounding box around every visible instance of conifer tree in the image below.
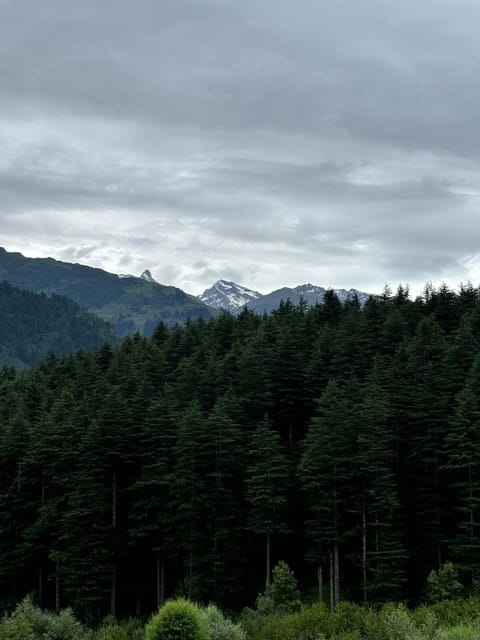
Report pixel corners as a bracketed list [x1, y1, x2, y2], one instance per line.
[128, 395, 175, 609]
[169, 403, 209, 591]
[354, 373, 406, 602]
[402, 316, 450, 572]
[444, 383, 480, 584]
[202, 392, 246, 602]
[246, 417, 289, 587]
[299, 380, 352, 606]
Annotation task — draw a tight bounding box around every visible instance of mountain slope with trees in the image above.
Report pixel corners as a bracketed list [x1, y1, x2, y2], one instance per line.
[1, 282, 480, 620]
[0, 247, 214, 335]
[0, 280, 115, 368]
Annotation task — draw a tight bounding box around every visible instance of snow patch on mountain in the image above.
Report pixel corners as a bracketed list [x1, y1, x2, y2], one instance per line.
[199, 280, 372, 314]
[199, 280, 262, 313]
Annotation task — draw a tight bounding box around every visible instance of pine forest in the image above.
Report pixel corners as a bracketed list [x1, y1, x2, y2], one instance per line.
[2, 284, 480, 636]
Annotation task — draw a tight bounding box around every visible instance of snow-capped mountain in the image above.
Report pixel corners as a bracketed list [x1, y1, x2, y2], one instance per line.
[199, 280, 372, 314]
[249, 283, 371, 314]
[199, 280, 262, 313]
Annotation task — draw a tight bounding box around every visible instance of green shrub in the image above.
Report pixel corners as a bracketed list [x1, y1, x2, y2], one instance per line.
[254, 604, 329, 640]
[435, 623, 480, 640]
[145, 599, 209, 640]
[412, 598, 480, 628]
[94, 617, 143, 640]
[0, 611, 35, 640]
[329, 632, 362, 640]
[202, 604, 246, 640]
[253, 594, 275, 617]
[238, 606, 264, 639]
[380, 605, 423, 640]
[0, 597, 90, 640]
[329, 602, 376, 637]
[425, 563, 463, 604]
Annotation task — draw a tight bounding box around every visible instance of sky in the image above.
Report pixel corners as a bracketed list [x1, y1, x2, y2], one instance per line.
[1, 0, 480, 296]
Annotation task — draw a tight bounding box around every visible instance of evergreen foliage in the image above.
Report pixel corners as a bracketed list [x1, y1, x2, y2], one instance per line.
[0, 280, 115, 368]
[425, 563, 463, 604]
[2, 283, 480, 618]
[246, 417, 289, 586]
[264, 561, 301, 613]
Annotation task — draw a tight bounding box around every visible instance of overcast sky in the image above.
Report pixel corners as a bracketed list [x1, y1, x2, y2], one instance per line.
[2, 0, 480, 296]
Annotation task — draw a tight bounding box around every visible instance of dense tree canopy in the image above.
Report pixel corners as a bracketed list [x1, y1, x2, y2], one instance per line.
[1, 284, 480, 619]
[0, 280, 115, 368]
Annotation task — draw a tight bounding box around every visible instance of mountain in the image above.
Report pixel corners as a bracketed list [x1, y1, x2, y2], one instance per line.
[140, 269, 156, 283]
[0, 248, 214, 336]
[199, 279, 262, 313]
[199, 280, 372, 314]
[249, 283, 371, 314]
[0, 280, 116, 368]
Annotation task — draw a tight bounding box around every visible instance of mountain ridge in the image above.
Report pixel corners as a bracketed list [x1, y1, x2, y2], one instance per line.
[199, 279, 372, 314]
[199, 279, 262, 313]
[0, 248, 214, 336]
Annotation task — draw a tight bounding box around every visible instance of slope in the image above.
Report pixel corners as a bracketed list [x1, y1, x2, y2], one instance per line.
[0, 248, 214, 336]
[0, 280, 115, 368]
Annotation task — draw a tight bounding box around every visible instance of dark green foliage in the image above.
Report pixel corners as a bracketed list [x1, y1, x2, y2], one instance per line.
[247, 417, 289, 586]
[444, 381, 480, 584]
[95, 617, 144, 640]
[145, 599, 209, 640]
[0, 280, 115, 368]
[425, 563, 463, 604]
[299, 381, 353, 606]
[0, 596, 90, 640]
[246, 604, 331, 640]
[2, 281, 480, 619]
[264, 561, 301, 613]
[201, 604, 246, 640]
[353, 373, 406, 602]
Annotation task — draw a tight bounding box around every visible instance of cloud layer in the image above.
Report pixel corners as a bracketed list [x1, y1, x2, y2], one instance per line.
[2, 0, 480, 295]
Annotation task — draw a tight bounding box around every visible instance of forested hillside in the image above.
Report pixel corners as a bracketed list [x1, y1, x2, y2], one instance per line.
[0, 247, 214, 335]
[0, 280, 115, 368]
[1, 283, 480, 621]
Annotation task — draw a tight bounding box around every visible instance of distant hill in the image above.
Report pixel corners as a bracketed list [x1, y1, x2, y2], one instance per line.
[200, 280, 372, 314]
[0, 280, 115, 368]
[0, 248, 214, 336]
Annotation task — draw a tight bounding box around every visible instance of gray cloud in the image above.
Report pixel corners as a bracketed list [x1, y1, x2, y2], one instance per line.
[1, 0, 480, 296]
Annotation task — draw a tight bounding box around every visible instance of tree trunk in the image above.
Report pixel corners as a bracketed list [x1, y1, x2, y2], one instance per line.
[112, 471, 117, 527]
[38, 567, 43, 607]
[317, 562, 323, 604]
[329, 549, 334, 610]
[160, 556, 165, 606]
[55, 559, 60, 613]
[110, 561, 116, 618]
[362, 502, 367, 605]
[333, 463, 340, 606]
[153, 548, 166, 608]
[266, 531, 271, 586]
[334, 542, 340, 606]
[111, 471, 117, 617]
